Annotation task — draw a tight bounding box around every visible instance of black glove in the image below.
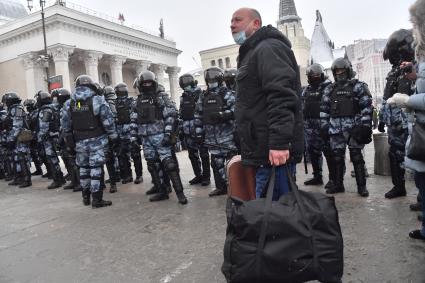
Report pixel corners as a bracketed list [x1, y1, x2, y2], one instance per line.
[162, 133, 175, 146]
[378, 122, 385, 133]
[109, 137, 119, 151]
[194, 135, 204, 145]
[351, 125, 372, 144]
[319, 128, 330, 140]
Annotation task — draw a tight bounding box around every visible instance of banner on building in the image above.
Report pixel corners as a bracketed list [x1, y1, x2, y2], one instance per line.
[48, 75, 63, 91]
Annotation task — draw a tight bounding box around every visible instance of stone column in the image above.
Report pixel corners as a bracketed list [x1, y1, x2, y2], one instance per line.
[48, 44, 74, 91]
[83, 50, 103, 83]
[150, 63, 167, 86]
[134, 60, 151, 77]
[166, 66, 181, 103]
[19, 52, 46, 99]
[110, 55, 126, 86]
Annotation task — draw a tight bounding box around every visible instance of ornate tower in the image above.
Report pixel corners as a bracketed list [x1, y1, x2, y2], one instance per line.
[277, 0, 311, 70]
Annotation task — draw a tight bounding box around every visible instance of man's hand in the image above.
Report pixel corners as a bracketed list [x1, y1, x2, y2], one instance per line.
[269, 150, 290, 166]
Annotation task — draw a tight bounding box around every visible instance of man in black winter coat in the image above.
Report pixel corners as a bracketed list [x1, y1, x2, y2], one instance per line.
[231, 8, 303, 199]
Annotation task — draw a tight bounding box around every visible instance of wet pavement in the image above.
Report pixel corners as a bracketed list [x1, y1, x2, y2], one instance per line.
[0, 144, 424, 283]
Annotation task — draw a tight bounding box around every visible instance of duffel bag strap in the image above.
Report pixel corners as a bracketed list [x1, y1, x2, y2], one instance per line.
[255, 167, 276, 278]
[285, 166, 320, 273]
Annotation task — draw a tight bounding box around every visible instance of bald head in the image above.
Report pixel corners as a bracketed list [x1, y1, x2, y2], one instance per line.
[231, 8, 262, 40]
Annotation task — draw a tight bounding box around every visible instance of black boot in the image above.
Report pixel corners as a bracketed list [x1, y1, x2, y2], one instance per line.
[8, 175, 22, 186]
[351, 150, 369, 197]
[163, 158, 187, 205]
[304, 154, 323, 186]
[209, 164, 227, 197]
[326, 154, 345, 194]
[109, 183, 117, 193]
[63, 166, 77, 190]
[324, 152, 335, 190]
[47, 163, 66, 189]
[188, 148, 203, 185]
[134, 176, 143, 184]
[200, 147, 211, 186]
[385, 153, 406, 199]
[189, 175, 203, 185]
[82, 188, 91, 206]
[121, 176, 133, 184]
[146, 186, 159, 195]
[410, 202, 423, 211]
[147, 159, 169, 201]
[91, 190, 112, 208]
[31, 164, 43, 176]
[18, 161, 32, 188]
[132, 152, 144, 184]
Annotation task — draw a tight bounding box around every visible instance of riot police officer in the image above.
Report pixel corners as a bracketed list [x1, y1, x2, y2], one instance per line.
[102, 86, 121, 193]
[61, 75, 117, 208]
[320, 58, 373, 197]
[23, 98, 43, 176]
[3, 92, 32, 187]
[224, 68, 237, 91]
[378, 29, 416, 199]
[52, 88, 82, 192]
[302, 64, 333, 188]
[194, 67, 237, 197]
[114, 82, 144, 185]
[179, 73, 211, 186]
[0, 102, 8, 179]
[131, 71, 187, 205]
[36, 91, 66, 189]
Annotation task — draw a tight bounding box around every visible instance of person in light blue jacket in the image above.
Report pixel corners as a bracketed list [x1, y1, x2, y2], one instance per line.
[387, 0, 425, 241]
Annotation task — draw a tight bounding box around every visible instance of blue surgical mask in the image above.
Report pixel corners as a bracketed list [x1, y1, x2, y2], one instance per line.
[184, 86, 192, 91]
[233, 30, 247, 45]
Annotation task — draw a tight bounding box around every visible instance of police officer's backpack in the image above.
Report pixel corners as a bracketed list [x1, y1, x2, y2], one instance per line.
[222, 167, 343, 283]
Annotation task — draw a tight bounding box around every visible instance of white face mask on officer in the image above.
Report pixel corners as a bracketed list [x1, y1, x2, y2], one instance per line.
[208, 82, 219, 89]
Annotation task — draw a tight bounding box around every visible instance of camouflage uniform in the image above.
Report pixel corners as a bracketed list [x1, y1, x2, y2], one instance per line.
[194, 86, 237, 196]
[38, 103, 65, 188]
[6, 103, 31, 186]
[378, 66, 415, 197]
[26, 107, 43, 175]
[0, 108, 8, 179]
[302, 79, 332, 185]
[130, 89, 186, 204]
[116, 95, 143, 184]
[320, 79, 372, 195]
[61, 86, 117, 199]
[179, 86, 210, 185]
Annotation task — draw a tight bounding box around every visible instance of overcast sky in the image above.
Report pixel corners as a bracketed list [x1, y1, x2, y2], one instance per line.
[26, 0, 415, 73]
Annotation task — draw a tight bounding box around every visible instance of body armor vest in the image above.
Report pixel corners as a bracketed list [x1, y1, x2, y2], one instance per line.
[180, 92, 196, 121]
[70, 98, 105, 141]
[27, 110, 39, 132]
[203, 91, 225, 125]
[42, 106, 60, 133]
[330, 83, 360, 118]
[304, 89, 322, 119]
[135, 95, 162, 124]
[116, 99, 131, 125]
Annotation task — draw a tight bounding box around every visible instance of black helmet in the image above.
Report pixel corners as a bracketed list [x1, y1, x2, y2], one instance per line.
[179, 73, 195, 89]
[3, 92, 21, 107]
[331, 58, 355, 82]
[51, 88, 71, 106]
[75, 75, 98, 91]
[383, 29, 415, 65]
[204, 67, 224, 87]
[23, 98, 37, 111]
[114, 82, 129, 97]
[35, 90, 52, 107]
[103, 86, 117, 101]
[306, 64, 325, 85]
[224, 68, 237, 88]
[137, 71, 158, 94]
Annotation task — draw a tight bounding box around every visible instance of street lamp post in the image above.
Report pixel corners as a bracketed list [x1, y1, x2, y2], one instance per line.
[27, 0, 50, 90]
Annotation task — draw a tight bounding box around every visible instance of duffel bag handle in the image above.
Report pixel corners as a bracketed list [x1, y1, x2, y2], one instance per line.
[256, 166, 318, 278]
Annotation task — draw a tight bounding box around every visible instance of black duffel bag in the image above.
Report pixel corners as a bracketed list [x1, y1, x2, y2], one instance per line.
[222, 167, 343, 283]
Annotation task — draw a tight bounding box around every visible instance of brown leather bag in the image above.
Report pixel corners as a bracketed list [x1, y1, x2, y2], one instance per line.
[226, 155, 256, 201]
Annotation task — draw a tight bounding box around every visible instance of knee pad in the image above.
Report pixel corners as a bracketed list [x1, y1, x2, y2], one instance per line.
[162, 158, 178, 172]
[349, 149, 364, 164]
[146, 159, 157, 173]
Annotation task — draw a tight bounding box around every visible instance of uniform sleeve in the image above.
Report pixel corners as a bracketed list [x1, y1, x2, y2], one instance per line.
[255, 41, 298, 149]
[37, 108, 50, 141]
[223, 90, 235, 119]
[162, 95, 177, 135]
[97, 97, 117, 139]
[357, 83, 373, 127]
[194, 92, 204, 137]
[10, 108, 24, 142]
[129, 98, 138, 139]
[320, 85, 332, 131]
